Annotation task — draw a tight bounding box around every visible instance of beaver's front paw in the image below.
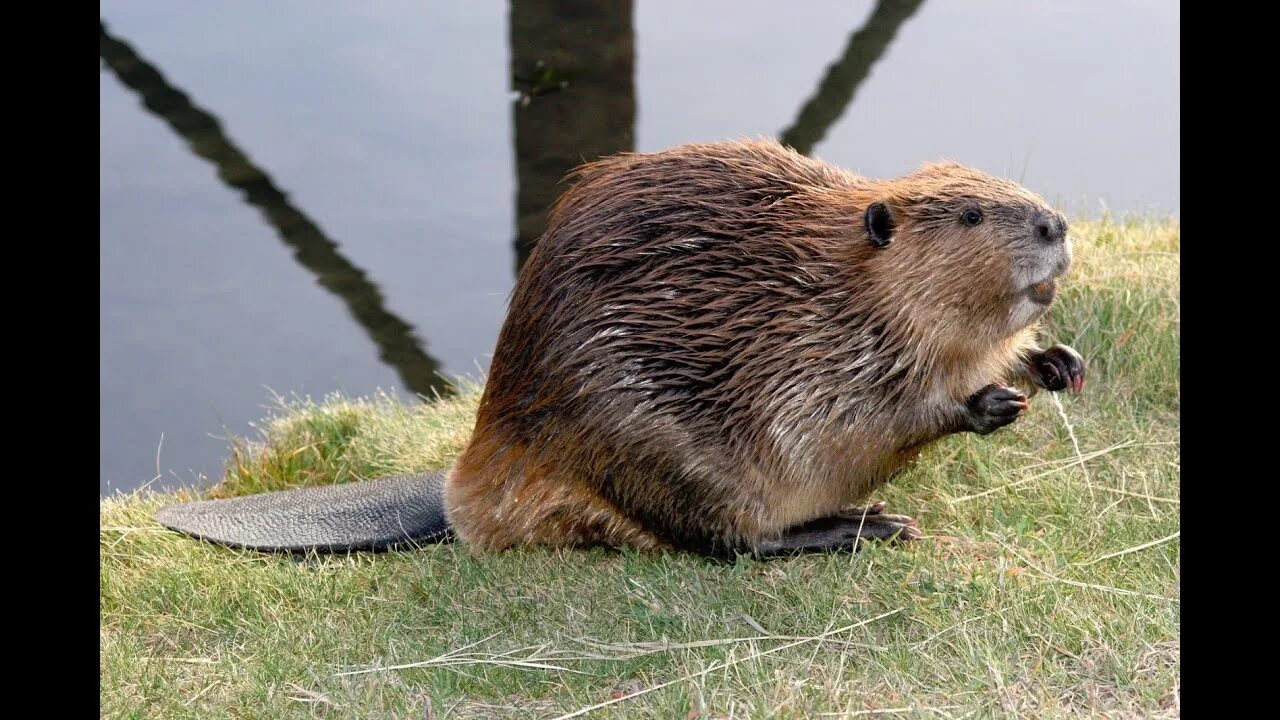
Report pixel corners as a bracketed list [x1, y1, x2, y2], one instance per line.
[1029, 344, 1085, 394]
[966, 384, 1028, 435]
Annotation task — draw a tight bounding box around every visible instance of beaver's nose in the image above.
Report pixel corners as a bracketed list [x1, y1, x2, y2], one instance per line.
[1034, 211, 1067, 244]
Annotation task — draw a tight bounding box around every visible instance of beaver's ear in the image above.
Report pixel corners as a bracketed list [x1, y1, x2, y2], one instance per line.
[865, 202, 897, 248]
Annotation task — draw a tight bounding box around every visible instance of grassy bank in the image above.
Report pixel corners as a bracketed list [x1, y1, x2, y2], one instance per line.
[100, 218, 1179, 719]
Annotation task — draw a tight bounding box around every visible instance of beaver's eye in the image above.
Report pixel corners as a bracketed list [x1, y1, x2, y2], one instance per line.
[961, 209, 983, 226]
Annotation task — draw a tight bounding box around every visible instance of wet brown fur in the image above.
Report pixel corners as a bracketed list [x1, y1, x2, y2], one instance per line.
[444, 139, 1069, 556]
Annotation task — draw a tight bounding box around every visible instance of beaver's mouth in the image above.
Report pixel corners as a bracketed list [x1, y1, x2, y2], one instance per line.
[1026, 278, 1058, 305]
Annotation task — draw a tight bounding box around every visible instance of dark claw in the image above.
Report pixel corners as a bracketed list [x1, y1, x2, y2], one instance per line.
[839, 505, 922, 542]
[1032, 344, 1086, 394]
[838, 505, 919, 533]
[967, 384, 1027, 435]
[852, 519, 923, 542]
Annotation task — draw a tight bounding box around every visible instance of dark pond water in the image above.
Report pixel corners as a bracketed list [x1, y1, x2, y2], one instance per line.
[100, 1, 1179, 495]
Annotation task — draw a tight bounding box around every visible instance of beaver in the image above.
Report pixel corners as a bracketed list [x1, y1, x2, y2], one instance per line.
[157, 138, 1084, 557]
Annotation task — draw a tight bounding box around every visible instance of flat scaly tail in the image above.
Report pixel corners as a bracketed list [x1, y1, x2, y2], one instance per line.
[155, 472, 452, 553]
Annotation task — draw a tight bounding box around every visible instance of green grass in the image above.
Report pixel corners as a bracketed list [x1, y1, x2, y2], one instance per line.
[100, 218, 1179, 719]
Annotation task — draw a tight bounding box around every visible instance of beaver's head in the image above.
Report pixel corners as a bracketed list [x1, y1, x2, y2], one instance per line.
[856, 162, 1071, 345]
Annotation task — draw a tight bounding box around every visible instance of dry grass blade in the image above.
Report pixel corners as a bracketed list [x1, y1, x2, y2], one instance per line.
[286, 685, 339, 708]
[950, 440, 1138, 503]
[334, 634, 586, 677]
[985, 532, 1177, 603]
[1075, 531, 1180, 567]
[549, 608, 903, 720]
[817, 705, 963, 716]
[1049, 393, 1095, 506]
[571, 633, 886, 660]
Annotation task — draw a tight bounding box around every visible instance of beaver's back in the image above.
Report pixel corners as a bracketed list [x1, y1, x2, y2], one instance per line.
[481, 141, 875, 447]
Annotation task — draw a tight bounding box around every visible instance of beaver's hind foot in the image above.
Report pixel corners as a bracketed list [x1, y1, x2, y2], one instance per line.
[753, 502, 923, 557]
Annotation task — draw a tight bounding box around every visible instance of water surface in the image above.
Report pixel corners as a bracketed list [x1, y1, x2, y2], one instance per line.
[100, 1, 1179, 494]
